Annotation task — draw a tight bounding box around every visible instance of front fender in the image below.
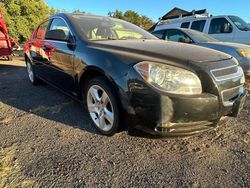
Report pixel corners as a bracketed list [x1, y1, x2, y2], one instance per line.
[74, 44, 135, 83]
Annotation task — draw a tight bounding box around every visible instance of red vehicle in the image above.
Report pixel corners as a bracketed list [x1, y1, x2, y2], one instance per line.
[0, 7, 17, 61]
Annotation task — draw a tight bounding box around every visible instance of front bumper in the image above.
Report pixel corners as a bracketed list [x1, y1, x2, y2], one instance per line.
[127, 90, 247, 136]
[115, 68, 247, 136]
[154, 90, 247, 136]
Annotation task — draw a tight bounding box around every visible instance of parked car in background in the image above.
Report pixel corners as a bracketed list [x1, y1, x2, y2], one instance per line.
[24, 13, 246, 136]
[152, 28, 250, 80]
[154, 10, 250, 44]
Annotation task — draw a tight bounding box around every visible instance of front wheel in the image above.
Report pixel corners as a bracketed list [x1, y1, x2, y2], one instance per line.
[85, 77, 121, 136]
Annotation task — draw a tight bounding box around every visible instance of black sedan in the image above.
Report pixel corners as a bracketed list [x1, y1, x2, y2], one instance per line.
[24, 13, 247, 136]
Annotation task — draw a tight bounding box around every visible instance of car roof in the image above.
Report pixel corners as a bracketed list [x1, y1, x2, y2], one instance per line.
[153, 28, 185, 32]
[153, 28, 205, 33]
[50, 13, 112, 20]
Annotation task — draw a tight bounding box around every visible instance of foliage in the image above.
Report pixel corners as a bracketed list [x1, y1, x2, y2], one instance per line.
[108, 10, 154, 30]
[72, 9, 86, 14]
[1, 0, 52, 42]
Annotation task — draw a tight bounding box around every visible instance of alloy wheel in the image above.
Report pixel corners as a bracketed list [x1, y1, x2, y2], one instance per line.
[26, 61, 34, 83]
[87, 85, 114, 132]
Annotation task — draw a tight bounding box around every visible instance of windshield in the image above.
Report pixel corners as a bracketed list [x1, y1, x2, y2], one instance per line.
[71, 15, 157, 41]
[184, 29, 219, 43]
[229, 16, 250, 31]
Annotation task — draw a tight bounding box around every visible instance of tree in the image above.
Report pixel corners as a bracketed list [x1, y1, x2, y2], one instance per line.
[1, 0, 51, 42]
[108, 10, 154, 30]
[73, 9, 86, 14]
[108, 10, 123, 19]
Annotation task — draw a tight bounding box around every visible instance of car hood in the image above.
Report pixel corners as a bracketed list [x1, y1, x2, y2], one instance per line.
[89, 40, 232, 64]
[198, 41, 250, 50]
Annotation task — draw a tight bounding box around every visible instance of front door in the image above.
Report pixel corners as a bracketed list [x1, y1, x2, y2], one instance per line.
[43, 18, 77, 95]
[208, 17, 235, 42]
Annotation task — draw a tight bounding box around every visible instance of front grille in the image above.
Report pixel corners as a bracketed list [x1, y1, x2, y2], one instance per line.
[221, 85, 244, 106]
[212, 66, 238, 77]
[211, 65, 243, 81]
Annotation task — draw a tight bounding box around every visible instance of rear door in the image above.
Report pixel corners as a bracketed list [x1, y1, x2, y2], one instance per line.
[43, 18, 77, 95]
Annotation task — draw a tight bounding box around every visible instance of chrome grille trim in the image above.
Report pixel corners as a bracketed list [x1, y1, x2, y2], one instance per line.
[221, 85, 244, 106]
[210, 65, 243, 81]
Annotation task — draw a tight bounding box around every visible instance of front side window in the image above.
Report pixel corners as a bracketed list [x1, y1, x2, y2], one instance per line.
[165, 30, 190, 42]
[71, 15, 156, 41]
[35, 20, 50, 40]
[152, 30, 165, 39]
[46, 18, 70, 41]
[209, 18, 233, 34]
[191, 20, 206, 32]
[181, 22, 190, 29]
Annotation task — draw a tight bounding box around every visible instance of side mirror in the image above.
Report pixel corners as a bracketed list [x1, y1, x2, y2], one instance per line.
[45, 29, 67, 41]
[179, 37, 192, 44]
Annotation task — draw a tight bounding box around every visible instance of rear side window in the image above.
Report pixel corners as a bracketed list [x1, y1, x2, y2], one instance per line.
[191, 20, 206, 32]
[165, 30, 190, 42]
[35, 20, 50, 40]
[209, 18, 233, 34]
[181, 22, 190, 28]
[152, 30, 165, 39]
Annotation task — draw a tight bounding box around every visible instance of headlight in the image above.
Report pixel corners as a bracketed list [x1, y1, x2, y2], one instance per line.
[134, 61, 202, 95]
[236, 49, 250, 57]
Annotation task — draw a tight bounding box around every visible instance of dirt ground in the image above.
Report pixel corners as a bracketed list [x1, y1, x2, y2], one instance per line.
[0, 58, 249, 188]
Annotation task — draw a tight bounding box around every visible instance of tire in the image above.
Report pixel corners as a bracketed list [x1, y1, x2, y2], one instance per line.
[25, 58, 42, 85]
[7, 55, 13, 61]
[84, 76, 121, 136]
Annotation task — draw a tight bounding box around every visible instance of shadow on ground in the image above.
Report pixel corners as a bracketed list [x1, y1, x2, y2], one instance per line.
[0, 62, 161, 139]
[0, 63, 99, 135]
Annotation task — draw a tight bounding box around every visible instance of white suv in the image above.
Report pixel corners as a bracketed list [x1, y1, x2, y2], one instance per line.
[154, 14, 250, 45]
